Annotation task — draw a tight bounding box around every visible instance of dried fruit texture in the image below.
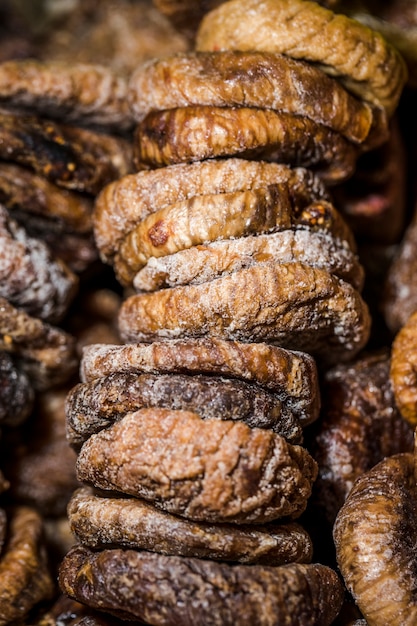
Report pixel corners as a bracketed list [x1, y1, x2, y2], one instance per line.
[115, 190, 355, 287]
[0, 352, 34, 427]
[59, 545, 343, 625]
[0, 111, 132, 195]
[390, 310, 417, 426]
[69, 487, 312, 565]
[0, 297, 78, 390]
[118, 262, 371, 364]
[114, 183, 296, 284]
[347, 2, 417, 88]
[334, 453, 417, 626]
[135, 106, 358, 183]
[382, 206, 417, 333]
[0, 506, 54, 625]
[80, 339, 320, 425]
[129, 50, 375, 144]
[94, 158, 329, 262]
[310, 351, 414, 523]
[332, 115, 407, 244]
[2, 387, 79, 516]
[0, 60, 133, 131]
[132, 228, 364, 293]
[76, 408, 317, 523]
[37, 0, 189, 77]
[152, 0, 224, 38]
[0, 162, 93, 234]
[0, 205, 78, 323]
[196, 0, 407, 117]
[66, 371, 303, 449]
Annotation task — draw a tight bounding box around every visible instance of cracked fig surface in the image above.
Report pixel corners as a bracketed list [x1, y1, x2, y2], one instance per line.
[75, 408, 318, 523]
[59, 545, 343, 626]
[68, 487, 313, 565]
[118, 261, 371, 364]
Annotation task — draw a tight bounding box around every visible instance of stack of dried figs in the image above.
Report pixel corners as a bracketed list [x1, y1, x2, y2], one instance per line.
[56, 1, 411, 624]
[1, 0, 417, 623]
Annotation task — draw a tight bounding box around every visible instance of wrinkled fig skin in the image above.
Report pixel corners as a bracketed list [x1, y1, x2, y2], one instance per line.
[135, 106, 358, 183]
[334, 453, 417, 626]
[0, 506, 54, 625]
[0, 204, 78, 323]
[0, 59, 133, 130]
[132, 228, 364, 294]
[0, 351, 34, 426]
[114, 183, 296, 284]
[115, 189, 356, 287]
[76, 408, 318, 524]
[0, 296, 78, 390]
[69, 487, 313, 565]
[80, 339, 320, 426]
[196, 0, 407, 117]
[59, 545, 344, 626]
[0, 110, 132, 195]
[390, 310, 417, 426]
[128, 50, 374, 144]
[66, 371, 303, 448]
[310, 351, 414, 523]
[118, 262, 371, 365]
[93, 158, 329, 261]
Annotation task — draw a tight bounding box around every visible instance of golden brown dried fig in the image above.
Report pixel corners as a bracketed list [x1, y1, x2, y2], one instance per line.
[334, 453, 417, 626]
[196, 0, 407, 116]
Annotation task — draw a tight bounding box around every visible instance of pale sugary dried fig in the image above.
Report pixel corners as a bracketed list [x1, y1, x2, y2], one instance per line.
[0, 110, 132, 195]
[0, 506, 54, 625]
[0, 205, 78, 323]
[80, 338, 320, 425]
[132, 228, 364, 293]
[59, 545, 344, 625]
[114, 183, 295, 284]
[0, 59, 133, 130]
[66, 371, 303, 448]
[390, 310, 417, 426]
[93, 158, 329, 261]
[128, 50, 375, 144]
[115, 190, 355, 287]
[334, 453, 417, 626]
[69, 487, 312, 565]
[118, 262, 371, 363]
[135, 106, 357, 183]
[196, 0, 407, 117]
[76, 408, 317, 523]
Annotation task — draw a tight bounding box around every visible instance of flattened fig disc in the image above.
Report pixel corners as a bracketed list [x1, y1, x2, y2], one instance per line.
[59, 545, 344, 625]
